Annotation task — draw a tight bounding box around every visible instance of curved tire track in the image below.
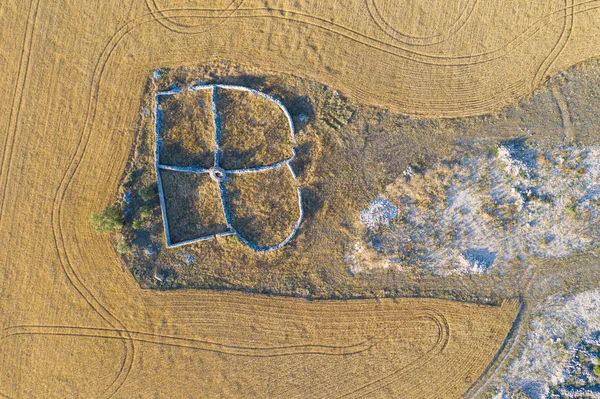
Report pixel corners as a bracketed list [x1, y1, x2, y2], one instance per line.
[145, 0, 245, 33]
[532, 0, 575, 88]
[1, 324, 381, 357]
[0, 0, 42, 226]
[365, 0, 478, 47]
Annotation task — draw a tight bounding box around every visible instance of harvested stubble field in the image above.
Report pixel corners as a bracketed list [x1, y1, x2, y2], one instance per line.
[1, 0, 599, 398]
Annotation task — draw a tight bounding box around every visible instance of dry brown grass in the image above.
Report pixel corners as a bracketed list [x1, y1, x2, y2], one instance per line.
[218, 88, 293, 169]
[225, 167, 299, 248]
[160, 169, 227, 243]
[1, 0, 598, 397]
[159, 89, 215, 168]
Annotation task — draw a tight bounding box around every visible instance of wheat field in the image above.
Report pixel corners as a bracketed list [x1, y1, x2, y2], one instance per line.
[1, 0, 598, 397]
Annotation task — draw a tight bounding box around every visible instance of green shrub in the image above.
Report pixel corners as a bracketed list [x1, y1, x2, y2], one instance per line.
[320, 92, 353, 130]
[90, 206, 123, 233]
[123, 171, 135, 186]
[487, 144, 499, 157]
[594, 363, 600, 377]
[565, 205, 577, 217]
[116, 237, 130, 254]
[139, 186, 156, 202]
[139, 205, 152, 219]
[132, 220, 144, 230]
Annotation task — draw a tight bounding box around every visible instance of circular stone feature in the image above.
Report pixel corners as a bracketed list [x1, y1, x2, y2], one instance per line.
[209, 166, 227, 182]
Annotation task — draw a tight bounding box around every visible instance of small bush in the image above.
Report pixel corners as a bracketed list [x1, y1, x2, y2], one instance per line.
[132, 220, 144, 230]
[487, 144, 499, 157]
[320, 92, 353, 130]
[90, 206, 123, 233]
[565, 205, 577, 217]
[594, 363, 600, 377]
[116, 237, 130, 254]
[139, 205, 152, 219]
[139, 186, 157, 202]
[123, 171, 135, 186]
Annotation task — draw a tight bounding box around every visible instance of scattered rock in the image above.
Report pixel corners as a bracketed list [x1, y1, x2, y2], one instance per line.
[179, 252, 194, 265]
[358, 143, 600, 275]
[360, 197, 398, 229]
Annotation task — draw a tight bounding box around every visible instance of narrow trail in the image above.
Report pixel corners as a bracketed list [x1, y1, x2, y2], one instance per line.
[464, 298, 526, 398]
[532, 0, 575, 88]
[552, 86, 574, 142]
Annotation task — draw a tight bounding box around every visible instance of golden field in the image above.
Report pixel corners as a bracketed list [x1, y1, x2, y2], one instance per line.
[1, 0, 599, 397]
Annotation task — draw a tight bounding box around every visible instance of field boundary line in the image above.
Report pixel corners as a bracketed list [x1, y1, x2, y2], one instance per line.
[463, 298, 525, 398]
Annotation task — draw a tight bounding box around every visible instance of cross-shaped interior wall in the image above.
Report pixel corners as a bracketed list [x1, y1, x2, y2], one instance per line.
[153, 84, 304, 252]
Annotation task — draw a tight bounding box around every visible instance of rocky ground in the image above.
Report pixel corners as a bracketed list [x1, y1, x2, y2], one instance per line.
[353, 141, 600, 276]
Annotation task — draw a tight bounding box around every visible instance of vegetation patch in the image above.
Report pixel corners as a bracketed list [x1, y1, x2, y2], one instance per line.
[217, 88, 293, 169]
[160, 170, 228, 244]
[90, 206, 124, 233]
[158, 89, 215, 168]
[353, 141, 600, 276]
[496, 289, 600, 397]
[224, 168, 300, 248]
